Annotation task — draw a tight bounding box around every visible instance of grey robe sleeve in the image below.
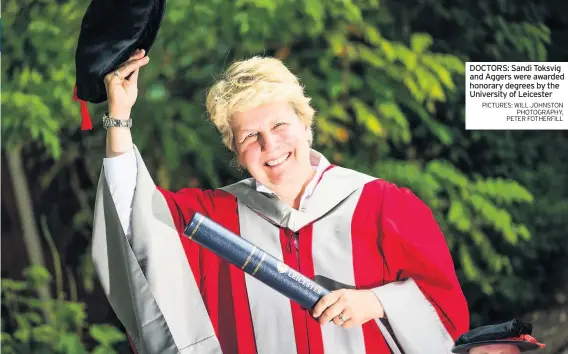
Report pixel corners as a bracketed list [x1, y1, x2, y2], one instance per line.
[372, 279, 455, 354]
[91, 145, 222, 354]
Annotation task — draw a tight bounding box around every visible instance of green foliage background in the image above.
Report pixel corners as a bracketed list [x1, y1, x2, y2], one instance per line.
[2, 0, 567, 350]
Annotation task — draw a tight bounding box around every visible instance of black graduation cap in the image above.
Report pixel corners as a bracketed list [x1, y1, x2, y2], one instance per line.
[452, 319, 546, 353]
[73, 0, 166, 130]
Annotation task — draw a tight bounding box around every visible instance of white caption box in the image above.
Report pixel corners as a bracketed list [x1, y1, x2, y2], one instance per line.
[465, 62, 567, 130]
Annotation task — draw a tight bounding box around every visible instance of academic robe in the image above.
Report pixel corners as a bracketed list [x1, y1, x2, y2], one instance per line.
[92, 146, 469, 354]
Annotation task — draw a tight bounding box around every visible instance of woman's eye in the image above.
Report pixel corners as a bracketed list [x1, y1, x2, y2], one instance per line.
[274, 122, 286, 128]
[245, 132, 258, 140]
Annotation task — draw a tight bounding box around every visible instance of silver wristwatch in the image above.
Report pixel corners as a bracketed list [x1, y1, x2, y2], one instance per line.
[102, 112, 132, 129]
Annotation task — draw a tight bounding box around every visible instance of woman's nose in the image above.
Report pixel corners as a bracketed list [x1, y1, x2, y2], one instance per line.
[259, 132, 279, 151]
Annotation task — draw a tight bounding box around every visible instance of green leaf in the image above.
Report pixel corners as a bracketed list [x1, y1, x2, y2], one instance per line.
[93, 346, 118, 354]
[448, 200, 471, 232]
[356, 45, 386, 68]
[328, 31, 346, 56]
[328, 103, 350, 122]
[90, 324, 127, 346]
[410, 33, 433, 53]
[515, 224, 531, 241]
[380, 40, 396, 62]
[23, 266, 51, 291]
[56, 333, 87, 354]
[55, 301, 87, 329]
[1, 279, 27, 292]
[363, 24, 382, 45]
[422, 56, 455, 90]
[427, 160, 468, 187]
[23, 313, 43, 325]
[351, 98, 384, 136]
[459, 244, 479, 281]
[1, 332, 16, 354]
[14, 315, 32, 343]
[31, 324, 56, 344]
[304, 0, 325, 23]
[473, 178, 533, 204]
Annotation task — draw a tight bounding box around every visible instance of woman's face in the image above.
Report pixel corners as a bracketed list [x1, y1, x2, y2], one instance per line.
[231, 102, 313, 192]
[469, 344, 521, 354]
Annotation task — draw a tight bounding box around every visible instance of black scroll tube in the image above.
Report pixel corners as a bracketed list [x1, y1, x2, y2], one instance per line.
[183, 212, 331, 310]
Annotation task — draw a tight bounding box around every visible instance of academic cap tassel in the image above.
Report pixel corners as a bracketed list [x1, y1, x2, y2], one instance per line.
[73, 84, 93, 130]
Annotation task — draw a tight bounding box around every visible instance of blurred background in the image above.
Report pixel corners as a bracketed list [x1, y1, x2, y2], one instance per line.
[2, 0, 568, 353]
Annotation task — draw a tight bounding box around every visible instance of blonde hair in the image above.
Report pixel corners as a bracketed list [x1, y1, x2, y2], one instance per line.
[206, 56, 315, 151]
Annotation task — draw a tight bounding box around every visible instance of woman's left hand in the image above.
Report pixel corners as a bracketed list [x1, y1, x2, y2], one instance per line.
[312, 289, 385, 328]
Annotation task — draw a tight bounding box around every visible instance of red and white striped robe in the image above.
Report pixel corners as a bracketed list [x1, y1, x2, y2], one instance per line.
[92, 146, 469, 354]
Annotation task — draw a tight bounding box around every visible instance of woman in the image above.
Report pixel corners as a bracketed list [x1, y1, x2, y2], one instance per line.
[92, 49, 470, 354]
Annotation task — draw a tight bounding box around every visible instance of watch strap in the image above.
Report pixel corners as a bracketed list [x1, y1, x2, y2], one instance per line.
[102, 112, 132, 129]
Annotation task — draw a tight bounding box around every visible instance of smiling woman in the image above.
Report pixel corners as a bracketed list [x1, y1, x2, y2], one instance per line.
[231, 102, 315, 208]
[92, 55, 470, 354]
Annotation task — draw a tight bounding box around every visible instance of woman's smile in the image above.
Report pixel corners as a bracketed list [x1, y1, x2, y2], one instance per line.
[265, 152, 291, 167]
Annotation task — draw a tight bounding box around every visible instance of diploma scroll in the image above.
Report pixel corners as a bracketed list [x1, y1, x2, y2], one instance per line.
[184, 212, 331, 310]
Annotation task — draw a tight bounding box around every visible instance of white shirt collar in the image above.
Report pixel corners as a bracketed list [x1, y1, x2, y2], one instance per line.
[255, 149, 330, 207]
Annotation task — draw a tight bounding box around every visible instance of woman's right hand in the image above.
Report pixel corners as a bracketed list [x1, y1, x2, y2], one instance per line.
[104, 49, 150, 119]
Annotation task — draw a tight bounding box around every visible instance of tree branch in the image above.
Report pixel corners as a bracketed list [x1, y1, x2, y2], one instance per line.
[5, 144, 52, 319]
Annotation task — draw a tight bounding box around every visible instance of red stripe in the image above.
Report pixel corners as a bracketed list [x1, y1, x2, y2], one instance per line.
[228, 262, 257, 354]
[128, 335, 138, 353]
[298, 224, 325, 354]
[280, 228, 309, 354]
[217, 258, 238, 352]
[351, 182, 392, 353]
